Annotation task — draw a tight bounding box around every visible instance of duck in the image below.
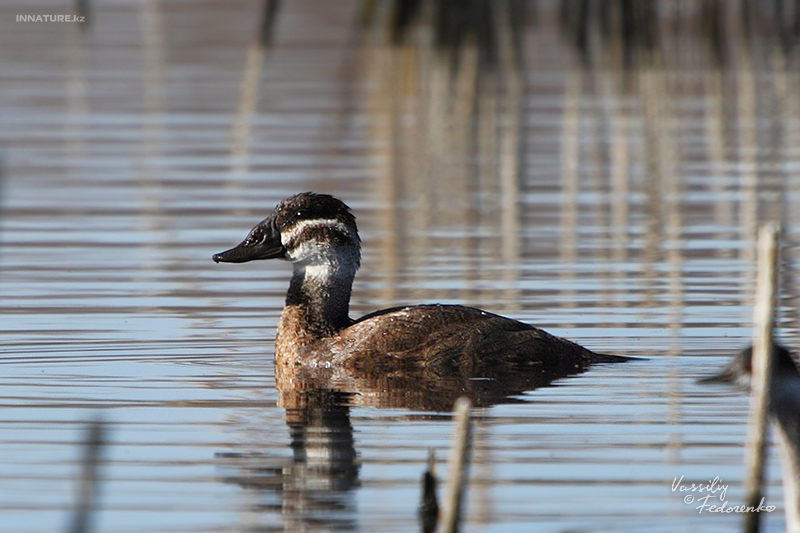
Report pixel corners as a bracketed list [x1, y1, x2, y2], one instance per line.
[701, 344, 800, 526]
[213, 192, 629, 374]
[701, 344, 800, 443]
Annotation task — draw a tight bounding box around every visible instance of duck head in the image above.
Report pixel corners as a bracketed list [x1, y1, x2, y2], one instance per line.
[213, 192, 361, 269]
[699, 344, 799, 389]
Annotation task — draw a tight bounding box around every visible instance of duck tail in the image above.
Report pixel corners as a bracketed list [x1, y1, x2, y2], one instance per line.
[591, 352, 636, 364]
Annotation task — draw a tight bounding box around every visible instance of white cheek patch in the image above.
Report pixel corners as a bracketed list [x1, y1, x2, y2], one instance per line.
[287, 238, 361, 279]
[285, 239, 332, 263]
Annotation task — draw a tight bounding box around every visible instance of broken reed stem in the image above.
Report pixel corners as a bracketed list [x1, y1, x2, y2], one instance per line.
[68, 417, 106, 533]
[441, 397, 473, 533]
[420, 448, 439, 533]
[743, 223, 780, 533]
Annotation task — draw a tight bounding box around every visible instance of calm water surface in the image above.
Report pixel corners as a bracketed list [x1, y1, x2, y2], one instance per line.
[2, 1, 800, 532]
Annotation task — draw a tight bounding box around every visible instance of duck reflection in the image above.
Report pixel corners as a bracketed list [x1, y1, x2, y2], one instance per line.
[280, 389, 359, 530]
[274, 351, 607, 411]
[217, 387, 359, 532]
[219, 349, 615, 532]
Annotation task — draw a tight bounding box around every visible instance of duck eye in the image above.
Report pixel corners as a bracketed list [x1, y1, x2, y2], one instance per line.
[295, 210, 304, 219]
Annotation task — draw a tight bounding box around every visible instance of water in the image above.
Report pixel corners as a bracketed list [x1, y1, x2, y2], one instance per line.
[2, 1, 800, 531]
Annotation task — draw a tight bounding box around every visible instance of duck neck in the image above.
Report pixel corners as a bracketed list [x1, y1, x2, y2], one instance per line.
[284, 260, 355, 336]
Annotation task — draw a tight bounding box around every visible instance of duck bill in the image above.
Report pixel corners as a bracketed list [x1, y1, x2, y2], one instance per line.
[212, 218, 285, 263]
[697, 366, 738, 384]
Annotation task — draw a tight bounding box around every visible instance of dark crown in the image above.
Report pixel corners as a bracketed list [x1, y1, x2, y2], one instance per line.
[273, 192, 359, 235]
